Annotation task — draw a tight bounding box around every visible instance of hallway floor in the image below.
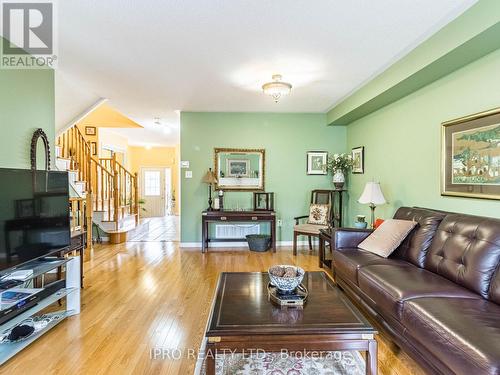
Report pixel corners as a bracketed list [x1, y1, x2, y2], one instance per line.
[128, 215, 180, 242]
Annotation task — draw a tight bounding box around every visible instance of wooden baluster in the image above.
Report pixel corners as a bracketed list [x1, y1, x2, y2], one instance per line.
[106, 163, 110, 221]
[63, 131, 66, 159]
[101, 165, 105, 213]
[112, 154, 119, 229]
[128, 175, 134, 215]
[77, 131, 81, 180]
[85, 190, 92, 261]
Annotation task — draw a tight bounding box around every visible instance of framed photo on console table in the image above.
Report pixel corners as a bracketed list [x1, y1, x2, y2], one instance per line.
[442, 107, 500, 200]
[253, 192, 274, 211]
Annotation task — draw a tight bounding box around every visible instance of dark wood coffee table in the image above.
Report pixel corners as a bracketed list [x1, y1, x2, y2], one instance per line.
[205, 271, 378, 374]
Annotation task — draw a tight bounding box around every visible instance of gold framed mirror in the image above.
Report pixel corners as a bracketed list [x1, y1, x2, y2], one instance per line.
[214, 148, 265, 191]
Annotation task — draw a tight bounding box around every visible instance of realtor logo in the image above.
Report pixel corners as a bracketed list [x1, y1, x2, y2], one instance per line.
[1, 1, 57, 68]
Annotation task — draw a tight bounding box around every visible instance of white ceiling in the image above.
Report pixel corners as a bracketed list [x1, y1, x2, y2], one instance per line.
[56, 0, 477, 146]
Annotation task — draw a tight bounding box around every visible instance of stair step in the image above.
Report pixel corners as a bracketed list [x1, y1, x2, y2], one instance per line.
[55, 158, 71, 171]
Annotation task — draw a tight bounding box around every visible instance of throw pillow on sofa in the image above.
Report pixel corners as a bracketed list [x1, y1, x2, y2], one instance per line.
[307, 204, 330, 225]
[359, 219, 417, 258]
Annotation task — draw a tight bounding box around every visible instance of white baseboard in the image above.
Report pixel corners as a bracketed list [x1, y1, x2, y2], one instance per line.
[180, 240, 316, 248]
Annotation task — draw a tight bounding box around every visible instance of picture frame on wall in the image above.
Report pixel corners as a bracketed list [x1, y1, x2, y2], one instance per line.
[91, 142, 98, 155]
[351, 146, 364, 174]
[85, 126, 97, 136]
[441, 107, 500, 200]
[306, 151, 327, 175]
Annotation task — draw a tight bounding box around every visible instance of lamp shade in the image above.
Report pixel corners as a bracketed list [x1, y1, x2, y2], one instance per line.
[358, 182, 386, 205]
[202, 168, 218, 184]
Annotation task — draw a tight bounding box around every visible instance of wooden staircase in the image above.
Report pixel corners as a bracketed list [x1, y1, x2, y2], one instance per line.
[56, 126, 139, 243]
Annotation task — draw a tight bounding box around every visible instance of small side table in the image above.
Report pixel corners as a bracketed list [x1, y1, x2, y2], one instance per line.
[318, 228, 333, 271]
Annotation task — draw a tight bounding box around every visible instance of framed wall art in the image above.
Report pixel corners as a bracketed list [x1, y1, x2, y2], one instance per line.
[351, 146, 364, 174]
[306, 151, 327, 175]
[226, 159, 250, 177]
[441, 107, 500, 200]
[85, 126, 97, 136]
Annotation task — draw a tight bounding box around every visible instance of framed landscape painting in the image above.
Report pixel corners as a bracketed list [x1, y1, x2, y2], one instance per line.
[442, 107, 500, 200]
[306, 151, 327, 175]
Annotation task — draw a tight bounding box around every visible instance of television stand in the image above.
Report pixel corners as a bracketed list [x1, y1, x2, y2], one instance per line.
[0, 256, 80, 365]
[38, 256, 66, 262]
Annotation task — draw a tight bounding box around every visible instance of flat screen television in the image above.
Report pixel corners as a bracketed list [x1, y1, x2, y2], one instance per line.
[0, 168, 70, 271]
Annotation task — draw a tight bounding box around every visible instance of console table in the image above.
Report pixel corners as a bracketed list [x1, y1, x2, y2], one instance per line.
[202, 210, 276, 253]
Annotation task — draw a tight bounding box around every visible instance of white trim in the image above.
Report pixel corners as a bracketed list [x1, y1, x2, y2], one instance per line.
[180, 240, 315, 248]
[56, 98, 108, 136]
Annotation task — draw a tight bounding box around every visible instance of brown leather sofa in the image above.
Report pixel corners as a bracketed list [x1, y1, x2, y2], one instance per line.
[332, 207, 500, 375]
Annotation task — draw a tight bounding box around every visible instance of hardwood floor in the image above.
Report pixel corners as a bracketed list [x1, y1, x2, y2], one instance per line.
[1, 243, 425, 375]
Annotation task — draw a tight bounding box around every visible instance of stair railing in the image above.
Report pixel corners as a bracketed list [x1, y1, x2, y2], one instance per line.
[112, 154, 139, 227]
[57, 125, 139, 232]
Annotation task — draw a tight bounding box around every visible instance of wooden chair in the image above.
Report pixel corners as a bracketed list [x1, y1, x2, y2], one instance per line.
[293, 190, 335, 255]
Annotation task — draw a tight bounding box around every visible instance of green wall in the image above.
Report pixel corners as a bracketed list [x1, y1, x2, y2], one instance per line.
[345, 47, 500, 223]
[180, 112, 346, 243]
[0, 60, 55, 169]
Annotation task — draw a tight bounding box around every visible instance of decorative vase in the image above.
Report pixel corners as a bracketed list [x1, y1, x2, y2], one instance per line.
[333, 170, 345, 189]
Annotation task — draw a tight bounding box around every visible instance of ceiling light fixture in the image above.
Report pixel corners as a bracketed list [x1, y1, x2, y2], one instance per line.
[262, 74, 292, 103]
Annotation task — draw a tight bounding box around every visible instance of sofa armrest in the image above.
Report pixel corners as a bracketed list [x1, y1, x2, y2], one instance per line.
[333, 228, 373, 249]
[293, 215, 309, 225]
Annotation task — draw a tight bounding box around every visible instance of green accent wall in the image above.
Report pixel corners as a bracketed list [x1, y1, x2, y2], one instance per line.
[0, 64, 55, 169]
[345, 47, 500, 224]
[327, 0, 500, 126]
[180, 112, 346, 243]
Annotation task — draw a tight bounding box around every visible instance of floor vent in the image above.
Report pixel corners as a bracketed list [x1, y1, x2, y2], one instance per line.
[215, 224, 260, 239]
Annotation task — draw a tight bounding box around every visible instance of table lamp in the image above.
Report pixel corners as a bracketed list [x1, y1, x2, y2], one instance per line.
[202, 168, 218, 211]
[358, 182, 386, 228]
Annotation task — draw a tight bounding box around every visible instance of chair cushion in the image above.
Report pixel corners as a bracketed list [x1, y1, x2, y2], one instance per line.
[294, 223, 328, 235]
[403, 298, 500, 375]
[425, 214, 500, 299]
[307, 204, 330, 225]
[358, 264, 479, 319]
[358, 219, 417, 258]
[390, 207, 446, 267]
[332, 248, 408, 285]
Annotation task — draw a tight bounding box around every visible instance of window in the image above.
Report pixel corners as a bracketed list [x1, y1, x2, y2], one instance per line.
[144, 171, 161, 196]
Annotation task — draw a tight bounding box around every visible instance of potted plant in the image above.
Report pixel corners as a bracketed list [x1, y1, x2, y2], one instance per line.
[326, 153, 353, 189]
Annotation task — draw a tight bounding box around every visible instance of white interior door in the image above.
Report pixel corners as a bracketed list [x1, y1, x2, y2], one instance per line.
[141, 168, 166, 217]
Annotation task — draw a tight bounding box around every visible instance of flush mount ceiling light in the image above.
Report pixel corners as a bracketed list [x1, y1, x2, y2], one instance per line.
[262, 74, 292, 103]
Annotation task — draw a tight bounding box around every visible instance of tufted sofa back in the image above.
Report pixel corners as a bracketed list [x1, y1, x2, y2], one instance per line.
[424, 214, 500, 299]
[391, 207, 446, 267]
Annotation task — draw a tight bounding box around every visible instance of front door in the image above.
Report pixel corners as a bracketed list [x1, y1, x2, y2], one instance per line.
[141, 168, 166, 217]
